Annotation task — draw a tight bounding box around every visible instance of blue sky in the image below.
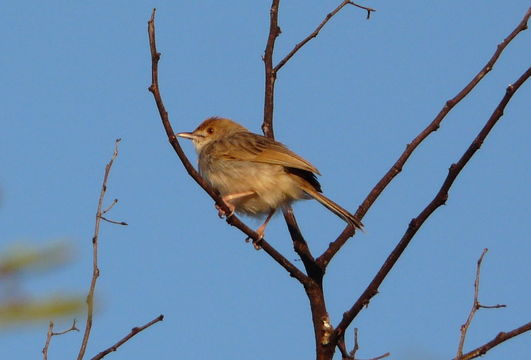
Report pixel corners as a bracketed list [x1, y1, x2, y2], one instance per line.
[1, 1, 530, 359]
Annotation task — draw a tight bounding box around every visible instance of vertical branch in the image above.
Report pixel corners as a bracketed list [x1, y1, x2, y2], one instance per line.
[77, 139, 122, 360]
[456, 249, 488, 358]
[456, 249, 506, 359]
[262, 0, 281, 138]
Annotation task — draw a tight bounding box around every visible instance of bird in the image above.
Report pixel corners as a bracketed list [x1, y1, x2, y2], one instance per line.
[177, 117, 363, 239]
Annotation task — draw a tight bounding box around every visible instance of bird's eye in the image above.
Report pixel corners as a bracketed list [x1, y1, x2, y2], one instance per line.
[207, 127, 214, 134]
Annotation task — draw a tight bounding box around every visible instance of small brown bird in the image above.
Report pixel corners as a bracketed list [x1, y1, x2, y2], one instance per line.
[177, 117, 363, 238]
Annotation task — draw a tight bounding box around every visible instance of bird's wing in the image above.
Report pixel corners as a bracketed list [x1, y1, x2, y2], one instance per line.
[220, 132, 321, 175]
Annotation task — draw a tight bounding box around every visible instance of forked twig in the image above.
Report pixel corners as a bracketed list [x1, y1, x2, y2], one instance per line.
[77, 139, 122, 360]
[42, 320, 79, 360]
[274, 1, 374, 73]
[262, 0, 375, 137]
[455, 249, 509, 359]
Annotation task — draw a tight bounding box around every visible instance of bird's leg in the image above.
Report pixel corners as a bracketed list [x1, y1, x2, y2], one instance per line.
[215, 191, 256, 218]
[249, 210, 275, 250]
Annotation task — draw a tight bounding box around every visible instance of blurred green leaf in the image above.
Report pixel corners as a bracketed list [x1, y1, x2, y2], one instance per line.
[0, 295, 84, 328]
[0, 242, 71, 277]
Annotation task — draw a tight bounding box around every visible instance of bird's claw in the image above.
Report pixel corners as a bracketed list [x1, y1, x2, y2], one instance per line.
[245, 233, 264, 250]
[215, 203, 234, 219]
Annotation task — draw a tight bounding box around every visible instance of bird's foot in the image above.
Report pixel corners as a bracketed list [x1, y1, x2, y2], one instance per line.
[245, 234, 263, 250]
[215, 202, 235, 219]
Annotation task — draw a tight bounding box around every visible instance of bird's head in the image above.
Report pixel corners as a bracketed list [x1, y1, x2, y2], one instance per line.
[177, 117, 248, 153]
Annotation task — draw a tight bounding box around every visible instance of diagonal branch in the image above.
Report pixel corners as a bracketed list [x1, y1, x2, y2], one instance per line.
[333, 65, 531, 341]
[274, 1, 374, 73]
[456, 322, 531, 360]
[90, 314, 164, 360]
[146, 9, 309, 285]
[318, 7, 531, 267]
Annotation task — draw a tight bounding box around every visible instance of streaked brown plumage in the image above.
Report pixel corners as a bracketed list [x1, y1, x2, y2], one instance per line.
[177, 117, 363, 238]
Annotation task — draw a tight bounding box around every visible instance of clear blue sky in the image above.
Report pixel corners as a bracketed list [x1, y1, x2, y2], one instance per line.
[1, 1, 530, 359]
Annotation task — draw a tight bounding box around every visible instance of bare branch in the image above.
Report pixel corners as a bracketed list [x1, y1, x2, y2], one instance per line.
[337, 328, 390, 360]
[318, 6, 531, 268]
[348, 1, 376, 19]
[90, 314, 164, 360]
[455, 249, 511, 359]
[100, 216, 128, 226]
[262, 0, 281, 137]
[77, 139, 121, 360]
[281, 207, 324, 281]
[456, 322, 531, 360]
[457, 249, 488, 358]
[42, 320, 79, 360]
[274, 1, 375, 73]
[262, 0, 374, 136]
[333, 65, 531, 340]
[146, 9, 309, 285]
[102, 199, 118, 215]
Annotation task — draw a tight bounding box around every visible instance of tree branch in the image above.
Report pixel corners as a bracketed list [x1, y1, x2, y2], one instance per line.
[262, 0, 281, 137]
[90, 314, 164, 360]
[456, 249, 507, 358]
[333, 65, 531, 340]
[318, 6, 531, 267]
[42, 320, 79, 360]
[77, 138, 122, 360]
[456, 322, 531, 360]
[274, 1, 374, 73]
[146, 9, 309, 285]
[262, 1, 374, 137]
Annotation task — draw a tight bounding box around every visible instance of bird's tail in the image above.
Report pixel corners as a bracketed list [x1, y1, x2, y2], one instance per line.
[301, 183, 364, 231]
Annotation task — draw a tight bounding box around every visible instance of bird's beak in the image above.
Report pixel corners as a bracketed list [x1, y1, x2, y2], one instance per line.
[176, 132, 195, 140]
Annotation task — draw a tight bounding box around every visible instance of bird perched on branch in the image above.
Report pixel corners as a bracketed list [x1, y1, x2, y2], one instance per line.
[177, 117, 363, 239]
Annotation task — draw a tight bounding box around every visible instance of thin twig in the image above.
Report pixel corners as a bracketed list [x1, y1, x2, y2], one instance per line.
[348, 1, 375, 19]
[262, 0, 374, 136]
[146, 9, 309, 285]
[77, 139, 122, 360]
[274, 1, 374, 73]
[360, 353, 391, 360]
[42, 320, 79, 360]
[338, 328, 390, 360]
[337, 333, 351, 359]
[102, 199, 118, 215]
[100, 216, 128, 226]
[90, 314, 164, 360]
[456, 249, 488, 358]
[456, 322, 531, 360]
[333, 65, 531, 341]
[318, 7, 531, 267]
[351, 328, 359, 358]
[456, 249, 507, 359]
